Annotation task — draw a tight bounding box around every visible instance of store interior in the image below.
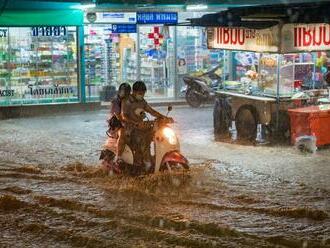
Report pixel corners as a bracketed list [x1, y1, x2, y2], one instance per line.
[0, 26, 78, 106]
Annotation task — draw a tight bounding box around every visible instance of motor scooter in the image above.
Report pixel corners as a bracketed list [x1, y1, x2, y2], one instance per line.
[183, 65, 223, 108]
[100, 106, 189, 175]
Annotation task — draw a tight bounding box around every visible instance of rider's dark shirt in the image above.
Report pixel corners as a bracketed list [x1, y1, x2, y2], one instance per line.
[122, 95, 148, 124]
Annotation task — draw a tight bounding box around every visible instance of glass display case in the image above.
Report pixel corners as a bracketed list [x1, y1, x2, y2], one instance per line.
[223, 53, 319, 98]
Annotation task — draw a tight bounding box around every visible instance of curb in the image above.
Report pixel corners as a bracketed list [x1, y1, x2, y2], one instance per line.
[0, 102, 102, 120]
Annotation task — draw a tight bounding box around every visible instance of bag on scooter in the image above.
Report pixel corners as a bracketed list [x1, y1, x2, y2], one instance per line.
[108, 115, 122, 129]
[106, 115, 123, 137]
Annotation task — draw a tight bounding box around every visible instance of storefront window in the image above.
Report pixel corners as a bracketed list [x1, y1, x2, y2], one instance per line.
[177, 25, 224, 95]
[139, 25, 175, 98]
[84, 24, 137, 101]
[0, 26, 78, 106]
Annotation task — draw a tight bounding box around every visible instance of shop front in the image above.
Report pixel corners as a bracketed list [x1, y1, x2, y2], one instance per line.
[0, 10, 83, 107]
[84, 12, 175, 101]
[83, 11, 224, 101]
[84, 12, 137, 101]
[0, 9, 225, 106]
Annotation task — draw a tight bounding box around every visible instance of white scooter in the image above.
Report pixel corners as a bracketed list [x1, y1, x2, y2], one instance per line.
[100, 106, 189, 175]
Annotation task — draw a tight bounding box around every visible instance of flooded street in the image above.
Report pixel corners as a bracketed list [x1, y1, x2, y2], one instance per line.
[0, 106, 329, 247]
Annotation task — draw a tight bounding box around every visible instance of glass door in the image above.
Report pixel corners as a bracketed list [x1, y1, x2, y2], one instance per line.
[138, 25, 175, 99]
[84, 24, 137, 101]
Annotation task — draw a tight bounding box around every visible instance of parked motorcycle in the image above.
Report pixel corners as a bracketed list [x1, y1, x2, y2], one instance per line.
[100, 106, 189, 176]
[183, 66, 223, 108]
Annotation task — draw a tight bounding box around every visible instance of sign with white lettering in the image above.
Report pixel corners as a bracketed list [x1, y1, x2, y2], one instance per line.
[104, 24, 137, 33]
[282, 23, 330, 53]
[85, 12, 136, 24]
[207, 26, 279, 53]
[137, 12, 178, 24]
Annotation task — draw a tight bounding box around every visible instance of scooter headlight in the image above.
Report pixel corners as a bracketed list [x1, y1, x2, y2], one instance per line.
[163, 127, 177, 145]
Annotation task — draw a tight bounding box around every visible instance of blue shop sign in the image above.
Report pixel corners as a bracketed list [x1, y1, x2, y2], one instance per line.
[104, 24, 137, 33]
[137, 12, 178, 24]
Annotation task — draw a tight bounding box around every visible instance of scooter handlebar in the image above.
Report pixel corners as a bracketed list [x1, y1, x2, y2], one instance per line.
[159, 117, 174, 124]
[136, 118, 174, 129]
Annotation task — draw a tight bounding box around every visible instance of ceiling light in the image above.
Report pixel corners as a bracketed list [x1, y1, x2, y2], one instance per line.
[79, 3, 96, 10]
[71, 3, 96, 10]
[186, 4, 208, 11]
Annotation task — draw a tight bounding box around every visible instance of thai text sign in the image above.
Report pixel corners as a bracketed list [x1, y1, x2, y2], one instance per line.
[97, 12, 136, 24]
[207, 26, 279, 53]
[28, 85, 75, 96]
[32, 26, 67, 37]
[137, 12, 178, 24]
[282, 23, 330, 53]
[0, 89, 14, 97]
[109, 24, 137, 33]
[207, 23, 330, 53]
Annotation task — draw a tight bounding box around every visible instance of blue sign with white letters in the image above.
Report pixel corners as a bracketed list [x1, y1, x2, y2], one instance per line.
[137, 12, 178, 24]
[105, 24, 137, 33]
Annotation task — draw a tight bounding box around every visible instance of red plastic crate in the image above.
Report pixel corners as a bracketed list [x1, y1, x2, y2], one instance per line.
[288, 105, 330, 147]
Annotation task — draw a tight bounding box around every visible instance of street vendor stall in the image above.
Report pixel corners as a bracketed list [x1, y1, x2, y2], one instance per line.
[196, 4, 330, 144]
[213, 52, 329, 141]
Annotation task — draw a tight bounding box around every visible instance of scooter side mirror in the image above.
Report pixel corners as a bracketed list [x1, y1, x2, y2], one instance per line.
[167, 105, 172, 112]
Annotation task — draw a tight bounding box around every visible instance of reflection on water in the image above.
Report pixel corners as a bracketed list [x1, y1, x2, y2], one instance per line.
[0, 161, 329, 247]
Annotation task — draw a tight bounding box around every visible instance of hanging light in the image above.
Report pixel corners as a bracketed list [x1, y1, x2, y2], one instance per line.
[186, 4, 208, 11]
[80, 4, 96, 9]
[71, 0, 96, 10]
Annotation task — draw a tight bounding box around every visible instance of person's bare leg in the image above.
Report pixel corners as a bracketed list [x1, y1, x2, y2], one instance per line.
[116, 128, 126, 160]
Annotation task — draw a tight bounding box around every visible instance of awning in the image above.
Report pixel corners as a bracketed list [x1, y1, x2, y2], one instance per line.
[189, 2, 330, 29]
[0, 10, 84, 26]
[207, 23, 330, 54]
[190, 2, 330, 53]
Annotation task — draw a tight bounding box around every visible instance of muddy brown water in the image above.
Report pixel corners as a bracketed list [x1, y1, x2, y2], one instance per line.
[0, 161, 329, 248]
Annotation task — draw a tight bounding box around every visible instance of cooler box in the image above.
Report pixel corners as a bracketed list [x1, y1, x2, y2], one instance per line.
[288, 105, 330, 147]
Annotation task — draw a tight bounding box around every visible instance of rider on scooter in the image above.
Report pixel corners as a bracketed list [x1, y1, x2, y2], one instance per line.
[120, 81, 173, 165]
[108, 83, 131, 138]
[108, 83, 131, 163]
[101, 83, 131, 170]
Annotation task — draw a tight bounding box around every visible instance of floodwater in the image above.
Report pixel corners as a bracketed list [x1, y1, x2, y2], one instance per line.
[0, 107, 329, 247]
